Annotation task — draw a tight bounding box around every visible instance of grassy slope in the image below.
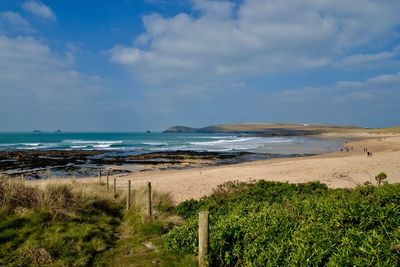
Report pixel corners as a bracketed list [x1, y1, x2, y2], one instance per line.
[96, 213, 195, 267]
[164, 180, 400, 266]
[203, 123, 400, 134]
[0, 179, 195, 267]
[202, 123, 357, 132]
[165, 123, 400, 135]
[165, 123, 361, 134]
[0, 180, 121, 266]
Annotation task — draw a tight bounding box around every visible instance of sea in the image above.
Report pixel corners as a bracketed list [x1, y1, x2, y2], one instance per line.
[0, 132, 342, 155]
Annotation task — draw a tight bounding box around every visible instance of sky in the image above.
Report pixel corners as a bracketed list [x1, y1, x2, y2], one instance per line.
[0, 0, 400, 131]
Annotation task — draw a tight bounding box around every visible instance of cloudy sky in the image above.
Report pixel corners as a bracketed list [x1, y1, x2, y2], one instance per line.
[0, 0, 399, 131]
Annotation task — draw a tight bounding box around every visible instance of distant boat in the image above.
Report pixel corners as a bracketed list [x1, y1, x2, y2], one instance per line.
[146, 130, 151, 133]
[54, 130, 62, 133]
[32, 130, 43, 133]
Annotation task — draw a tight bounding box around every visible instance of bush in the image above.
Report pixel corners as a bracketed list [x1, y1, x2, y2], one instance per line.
[375, 172, 388, 186]
[163, 181, 400, 266]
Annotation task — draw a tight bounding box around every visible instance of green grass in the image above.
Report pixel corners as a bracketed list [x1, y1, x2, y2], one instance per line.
[0, 179, 122, 266]
[96, 212, 196, 267]
[0, 178, 195, 266]
[164, 181, 400, 266]
[0, 210, 120, 266]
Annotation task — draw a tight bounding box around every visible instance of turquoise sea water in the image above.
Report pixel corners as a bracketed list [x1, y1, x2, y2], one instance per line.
[0, 132, 342, 155]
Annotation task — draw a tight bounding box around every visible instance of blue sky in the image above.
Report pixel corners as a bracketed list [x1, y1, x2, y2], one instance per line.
[0, 0, 400, 131]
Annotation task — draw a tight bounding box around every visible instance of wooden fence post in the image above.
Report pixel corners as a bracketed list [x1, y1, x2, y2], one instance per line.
[127, 180, 131, 211]
[113, 178, 117, 198]
[106, 173, 109, 191]
[198, 211, 209, 267]
[147, 182, 152, 220]
[98, 171, 102, 182]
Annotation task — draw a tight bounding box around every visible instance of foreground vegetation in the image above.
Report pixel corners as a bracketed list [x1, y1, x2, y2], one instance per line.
[0, 178, 194, 266]
[2, 176, 400, 266]
[164, 180, 400, 266]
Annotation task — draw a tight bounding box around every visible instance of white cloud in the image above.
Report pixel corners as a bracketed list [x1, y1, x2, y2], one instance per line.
[0, 11, 34, 33]
[367, 71, 400, 84]
[343, 51, 394, 66]
[22, 0, 56, 21]
[340, 45, 400, 69]
[276, 72, 400, 105]
[110, 0, 400, 86]
[0, 34, 108, 130]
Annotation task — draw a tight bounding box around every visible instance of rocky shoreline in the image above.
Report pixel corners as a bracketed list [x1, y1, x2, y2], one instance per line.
[0, 149, 315, 179]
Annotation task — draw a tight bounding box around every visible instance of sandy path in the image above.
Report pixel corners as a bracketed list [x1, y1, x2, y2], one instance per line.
[34, 134, 400, 204]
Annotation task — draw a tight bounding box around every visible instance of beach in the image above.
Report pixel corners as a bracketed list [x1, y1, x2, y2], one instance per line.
[0, 132, 342, 177]
[28, 132, 400, 204]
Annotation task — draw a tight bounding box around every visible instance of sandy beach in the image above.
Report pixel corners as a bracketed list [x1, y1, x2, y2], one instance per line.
[45, 132, 397, 204]
[16, 131, 399, 203]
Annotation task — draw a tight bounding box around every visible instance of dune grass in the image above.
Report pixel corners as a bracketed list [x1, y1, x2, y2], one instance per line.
[0, 178, 122, 266]
[0, 177, 195, 267]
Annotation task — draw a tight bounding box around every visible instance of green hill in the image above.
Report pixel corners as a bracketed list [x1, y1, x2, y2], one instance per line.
[163, 123, 360, 136]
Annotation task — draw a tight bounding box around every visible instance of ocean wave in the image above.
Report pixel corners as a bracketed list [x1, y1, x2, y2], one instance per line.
[189, 137, 256, 146]
[178, 135, 237, 139]
[23, 143, 41, 146]
[228, 144, 263, 150]
[142, 142, 168, 146]
[0, 143, 15, 147]
[93, 144, 112, 148]
[63, 140, 123, 144]
[71, 145, 88, 149]
[262, 139, 293, 143]
[148, 145, 186, 151]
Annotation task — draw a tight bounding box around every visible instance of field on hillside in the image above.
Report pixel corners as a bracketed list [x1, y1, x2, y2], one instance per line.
[164, 180, 400, 266]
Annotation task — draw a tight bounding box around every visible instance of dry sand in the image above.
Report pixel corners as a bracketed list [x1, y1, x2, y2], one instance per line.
[35, 133, 400, 204]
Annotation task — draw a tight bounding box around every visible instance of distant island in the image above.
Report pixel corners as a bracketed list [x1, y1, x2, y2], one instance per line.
[32, 130, 62, 133]
[163, 123, 360, 136]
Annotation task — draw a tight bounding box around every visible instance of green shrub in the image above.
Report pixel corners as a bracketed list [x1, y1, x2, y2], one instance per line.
[164, 181, 400, 266]
[375, 172, 388, 186]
